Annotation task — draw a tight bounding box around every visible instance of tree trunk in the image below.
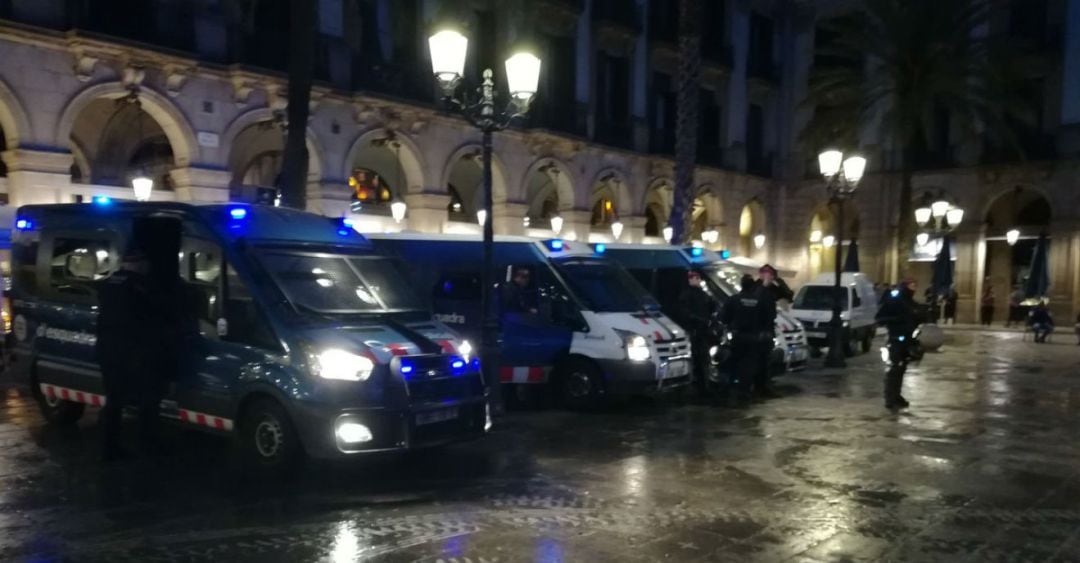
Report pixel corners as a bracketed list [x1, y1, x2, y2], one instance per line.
[896, 149, 914, 280]
[278, 0, 316, 209]
[671, 0, 701, 244]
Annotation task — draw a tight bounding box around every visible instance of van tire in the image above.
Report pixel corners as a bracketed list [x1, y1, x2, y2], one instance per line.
[238, 398, 302, 472]
[31, 377, 85, 425]
[554, 358, 604, 410]
[843, 331, 857, 357]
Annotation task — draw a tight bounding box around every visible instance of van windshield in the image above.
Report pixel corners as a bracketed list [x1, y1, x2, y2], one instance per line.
[794, 286, 850, 311]
[702, 266, 740, 298]
[258, 251, 423, 313]
[554, 258, 659, 313]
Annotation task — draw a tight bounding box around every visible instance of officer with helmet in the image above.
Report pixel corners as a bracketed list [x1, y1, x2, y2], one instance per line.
[875, 277, 920, 410]
[722, 274, 777, 403]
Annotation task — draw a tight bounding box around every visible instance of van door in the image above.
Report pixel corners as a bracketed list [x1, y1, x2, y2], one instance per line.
[177, 238, 282, 429]
[497, 265, 575, 381]
[33, 232, 119, 397]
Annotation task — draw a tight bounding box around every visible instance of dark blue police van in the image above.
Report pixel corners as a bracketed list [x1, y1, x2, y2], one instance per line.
[9, 201, 488, 467]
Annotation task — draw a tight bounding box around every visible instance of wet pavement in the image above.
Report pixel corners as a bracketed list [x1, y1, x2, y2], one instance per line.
[2, 331, 1080, 562]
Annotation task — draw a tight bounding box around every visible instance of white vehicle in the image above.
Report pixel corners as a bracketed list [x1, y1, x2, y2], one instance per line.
[369, 234, 693, 407]
[791, 272, 880, 356]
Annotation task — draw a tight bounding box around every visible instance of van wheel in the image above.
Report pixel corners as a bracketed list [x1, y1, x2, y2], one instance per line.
[861, 330, 874, 354]
[555, 359, 605, 410]
[31, 378, 84, 425]
[239, 398, 301, 471]
[843, 331, 858, 357]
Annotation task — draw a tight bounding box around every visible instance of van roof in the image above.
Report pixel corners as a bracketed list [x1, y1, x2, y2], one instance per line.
[16, 202, 373, 249]
[603, 242, 725, 266]
[368, 232, 598, 258]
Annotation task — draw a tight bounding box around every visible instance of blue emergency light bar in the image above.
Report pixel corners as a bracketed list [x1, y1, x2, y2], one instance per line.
[547, 239, 565, 252]
[92, 195, 112, 206]
[720, 249, 731, 259]
[229, 207, 248, 220]
[690, 247, 704, 257]
[15, 218, 33, 231]
[593, 243, 607, 254]
[400, 361, 415, 375]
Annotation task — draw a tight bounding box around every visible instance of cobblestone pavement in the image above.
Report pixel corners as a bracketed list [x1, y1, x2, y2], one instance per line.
[2, 331, 1080, 562]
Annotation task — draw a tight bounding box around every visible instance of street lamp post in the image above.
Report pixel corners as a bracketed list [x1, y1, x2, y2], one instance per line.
[817, 150, 867, 368]
[428, 30, 540, 404]
[914, 191, 964, 322]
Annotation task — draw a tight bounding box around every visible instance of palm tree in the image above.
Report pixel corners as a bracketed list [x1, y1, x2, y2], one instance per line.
[801, 0, 1033, 270]
[670, 0, 702, 244]
[277, 0, 317, 209]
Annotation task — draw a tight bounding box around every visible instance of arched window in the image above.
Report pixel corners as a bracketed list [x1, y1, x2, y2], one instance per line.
[447, 185, 467, 221]
[591, 197, 616, 227]
[645, 203, 664, 237]
[349, 167, 392, 210]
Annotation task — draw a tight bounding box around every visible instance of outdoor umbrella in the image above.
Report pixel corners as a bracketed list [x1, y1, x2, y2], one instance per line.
[931, 235, 954, 296]
[843, 239, 860, 272]
[1024, 232, 1050, 300]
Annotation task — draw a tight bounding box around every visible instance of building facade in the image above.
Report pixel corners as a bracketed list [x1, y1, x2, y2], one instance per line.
[0, 0, 1077, 323]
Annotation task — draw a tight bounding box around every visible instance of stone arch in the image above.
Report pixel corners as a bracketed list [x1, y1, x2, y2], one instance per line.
[222, 107, 324, 184]
[57, 82, 198, 167]
[440, 143, 510, 223]
[589, 168, 631, 228]
[0, 77, 31, 149]
[691, 188, 721, 242]
[344, 127, 425, 194]
[980, 186, 1052, 298]
[738, 198, 767, 256]
[642, 178, 674, 237]
[522, 157, 575, 229]
[980, 185, 1053, 230]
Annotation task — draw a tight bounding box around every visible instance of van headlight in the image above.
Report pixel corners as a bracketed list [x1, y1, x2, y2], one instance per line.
[313, 349, 375, 381]
[458, 339, 473, 361]
[615, 329, 651, 361]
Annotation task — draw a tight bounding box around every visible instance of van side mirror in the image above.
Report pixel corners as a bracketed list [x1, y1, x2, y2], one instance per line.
[216, 318, 228, 337]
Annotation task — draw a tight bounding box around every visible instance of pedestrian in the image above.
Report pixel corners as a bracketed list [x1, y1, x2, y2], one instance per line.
[757, 264, 794, 305]
[677, 271, 718, 396]
[875, 278, 919, 410]
[721, 274, 777, 403]
[1006, 285, 1024, 327]
[96, 216, 196, 460]
[1029, 303, 1054, 343]
[943, 286, 958, 325]
[980, 285, 995, 326]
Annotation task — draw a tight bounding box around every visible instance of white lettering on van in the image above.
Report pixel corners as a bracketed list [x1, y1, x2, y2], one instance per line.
[36, 323, 97, 346]
[433, 313, 466, 325]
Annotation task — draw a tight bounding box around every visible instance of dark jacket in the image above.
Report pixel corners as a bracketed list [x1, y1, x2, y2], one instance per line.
[499, 282, 538, 314]
[676, 285, 716, 333]
[759, 278, 794, 303]
[721, 284, 776, 339]
[876, 287, 918, 339]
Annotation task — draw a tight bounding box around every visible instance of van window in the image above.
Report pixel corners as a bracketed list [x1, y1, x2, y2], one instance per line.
[224, 264, 280, 351]
[48, 237, 115, 300]
[183, 243, 224, 332]
[435, 273, 481, 301]
[12, 239, 38, 296]
[794, 286, 849, 311]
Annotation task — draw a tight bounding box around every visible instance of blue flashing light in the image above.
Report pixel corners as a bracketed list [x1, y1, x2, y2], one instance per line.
[336, 218, 353, 236]
[92, 195, 112, 206]
[342, 217, 355, 228]
[719, 249, 731, 260]
[548, 239, 565, 252]
[229, 207, 248, 220]
[890, 289, 900, 298]
[690, 247, 704, 257]
[451, 358, 466, 371]
[337, 228, 351, 237]
[898, 335, 906, 342]
[400, 361, 415, 376]
[471, 358, 481, 372]
[15, 218, 33, 231]
[594, 243, 607, 254]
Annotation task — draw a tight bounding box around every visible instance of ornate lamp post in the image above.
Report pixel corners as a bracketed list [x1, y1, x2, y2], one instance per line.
[817, 149, 867, 368]
[428, 29, 541, 398]
[914, 191, 964, 321]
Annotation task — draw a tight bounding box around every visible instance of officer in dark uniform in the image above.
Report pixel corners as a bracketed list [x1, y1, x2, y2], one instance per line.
[677, 270, 718, 395]
[97, 216, 197, 459]
[500, 266, 539, 315]
[722, 274, 777, 403]
[875, 278, 919, 409]
[758, 264, 794, 304]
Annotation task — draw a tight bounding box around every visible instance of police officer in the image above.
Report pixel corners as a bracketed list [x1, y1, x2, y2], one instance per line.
[758, 264, 794, 304]
[500, 266, 539, 315]
[875, 278, 919, 409]
[677, 271, 718, 395]
[722, 274, 777, 403]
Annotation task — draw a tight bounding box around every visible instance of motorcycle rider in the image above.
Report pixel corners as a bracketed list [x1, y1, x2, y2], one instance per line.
[875, 278, 919, 410]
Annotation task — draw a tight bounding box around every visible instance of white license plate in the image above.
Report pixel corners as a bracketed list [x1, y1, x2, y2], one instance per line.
[806, 331, 826, 339]
[416, 407, 459, 426]
[663, 360, 690, 379]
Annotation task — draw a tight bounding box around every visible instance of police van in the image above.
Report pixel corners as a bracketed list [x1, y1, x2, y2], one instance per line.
[369, 234, 692, 407]
[604, 244, 810, 374]
[9, 201, 489, 467]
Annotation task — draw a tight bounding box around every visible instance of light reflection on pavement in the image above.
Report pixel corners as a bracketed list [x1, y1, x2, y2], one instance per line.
[1, 331, 1079, 561]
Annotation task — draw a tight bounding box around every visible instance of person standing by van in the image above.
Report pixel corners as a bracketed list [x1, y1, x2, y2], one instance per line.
[722, 274, 777, 403]
[678, 271, 717, 395]
[758, 264, 794, 305]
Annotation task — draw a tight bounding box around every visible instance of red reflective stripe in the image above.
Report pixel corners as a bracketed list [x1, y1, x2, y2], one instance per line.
[498, 366, 515, 383]
[60, 388, 70, 400]
[75, 391, 85, 403]
[639, 317, 650, 325]
[437, 340, 456, 353]
[527, 367, 546, 383]
[44, 385, 56, 399]
[196, 413, 207, 426]
[213, 417, 225, 430]
[654, 331, 663, 341]
[387, 344, 410, 356]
